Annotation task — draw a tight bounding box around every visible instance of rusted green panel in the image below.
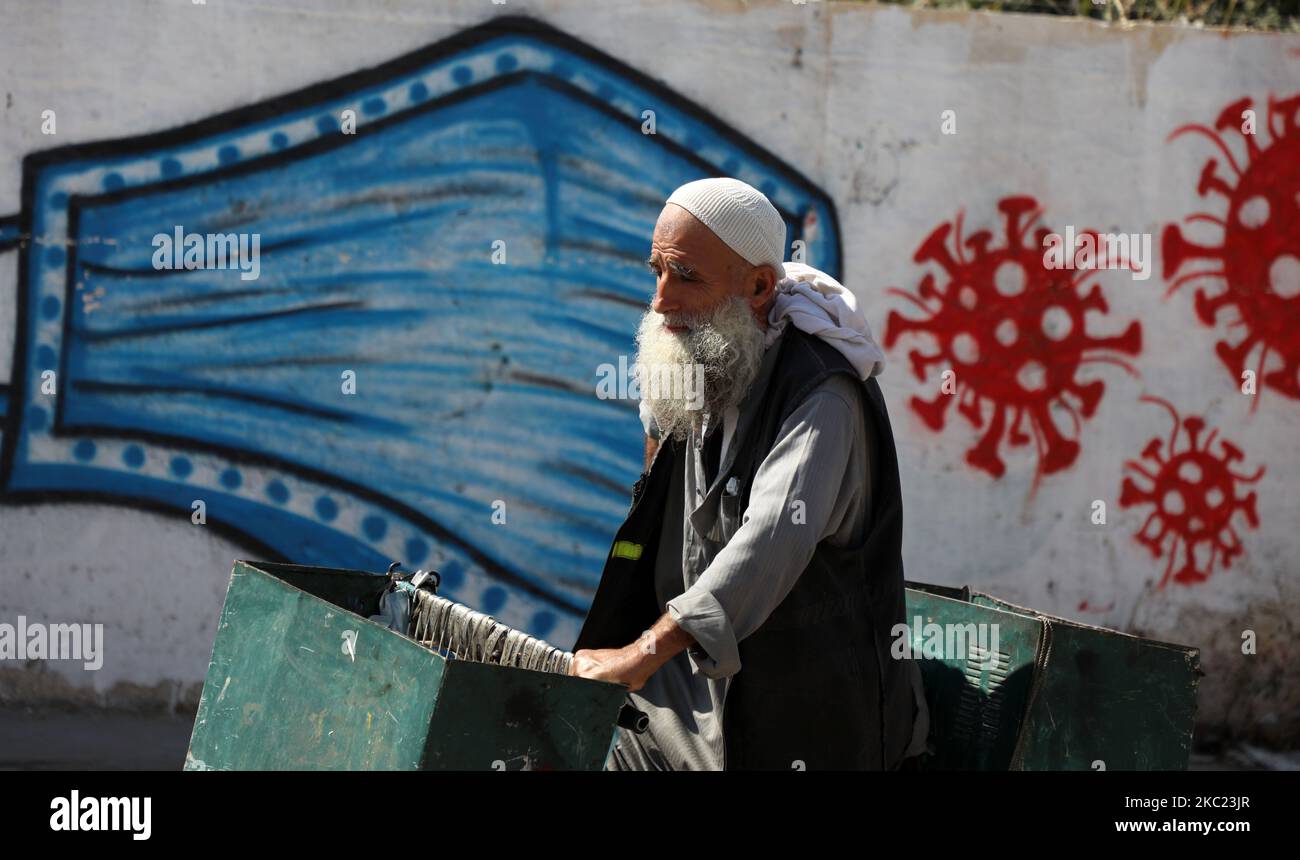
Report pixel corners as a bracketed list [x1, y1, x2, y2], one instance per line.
[904, 583, 1201, 771]
[186, 561, 624, 771]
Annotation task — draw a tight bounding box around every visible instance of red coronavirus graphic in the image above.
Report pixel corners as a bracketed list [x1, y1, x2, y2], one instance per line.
[1162, 94, 1300, 408]
[884, 196, 1143, 489]
[1119, 396, 1265, 588]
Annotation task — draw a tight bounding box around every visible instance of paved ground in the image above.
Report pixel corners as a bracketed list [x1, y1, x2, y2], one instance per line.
[0, 705, 1290, 770]
[0, 706, 194, 770]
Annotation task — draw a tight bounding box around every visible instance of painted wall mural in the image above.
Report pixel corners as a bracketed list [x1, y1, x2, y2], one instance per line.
[1119, 396, 1264, 588]
[881, 93, 1299, 589]
[0, 16, 840, 647]
[882, 196, 1143, 493]
[1161, 93, 1300, 408]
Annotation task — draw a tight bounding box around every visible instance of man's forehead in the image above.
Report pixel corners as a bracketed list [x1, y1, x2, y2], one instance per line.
[652, 204, 734, 261]
[654, 203, 703, 236]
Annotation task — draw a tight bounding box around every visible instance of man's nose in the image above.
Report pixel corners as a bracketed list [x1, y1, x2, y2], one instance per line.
[651, 276, 679, 315]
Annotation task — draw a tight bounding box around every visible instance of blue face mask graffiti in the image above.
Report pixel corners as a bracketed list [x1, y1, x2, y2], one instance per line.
[0, 16, 840, 646]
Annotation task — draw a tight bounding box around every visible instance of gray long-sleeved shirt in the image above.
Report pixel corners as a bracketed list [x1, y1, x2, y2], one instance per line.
[606, 351, 921, 770]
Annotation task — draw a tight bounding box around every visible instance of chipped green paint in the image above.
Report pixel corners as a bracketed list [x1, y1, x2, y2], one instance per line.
[186, 561, 625, 770]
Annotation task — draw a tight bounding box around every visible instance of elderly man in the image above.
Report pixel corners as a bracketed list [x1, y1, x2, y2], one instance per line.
[570, 177, 927, 770]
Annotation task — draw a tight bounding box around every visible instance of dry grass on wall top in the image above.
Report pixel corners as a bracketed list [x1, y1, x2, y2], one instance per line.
[867, 0, 1300, 32]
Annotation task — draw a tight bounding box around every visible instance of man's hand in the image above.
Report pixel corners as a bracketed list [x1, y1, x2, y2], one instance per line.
[569, 645, 654, 692]
[570, 612, 696, 691]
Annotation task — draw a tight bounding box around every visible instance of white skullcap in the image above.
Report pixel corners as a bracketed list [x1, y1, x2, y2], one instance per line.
[665, 177, 786, 271]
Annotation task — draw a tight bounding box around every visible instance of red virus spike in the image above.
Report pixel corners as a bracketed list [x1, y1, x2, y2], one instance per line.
[1239, 491, 1261, 528]
[966, 404, 1007, 478]
[910, 392, 952, 431]
[999, 196, 1041, 241]
[1264, 362, 1300, 400]
[956, 389, 985, 428]
[1161, 223, 1223, 282]
[1173, 564, 1210, 586]
[882, 195, 1144, 488]
[1194, 286, 1238, 324]
[918, 272, 942, 303]
[1269, 94, 1300, 139]
[1215, 97, 1260, 159]
[1118, 396, 1266, 589]
[1119, 474, 1151, 511]
[1217, 438, 1245, 463]
[915, 222, 958, 271]
[1030, 402, 1079, 475]
[1197, 159, 1236, 199]
[1070, 378, 1106, 418]
[882, 311, 912, 351]
[908, 348, 941, 383]
[965, 230, 994, 259]
[1087, 320, 1144, 366]
[1007, 409, 1033, 446]
[1079, 282, 1109, 313]
[1163, 92, 1300, 406]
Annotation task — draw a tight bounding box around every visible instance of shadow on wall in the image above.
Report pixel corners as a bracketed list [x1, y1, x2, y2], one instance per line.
[0, 15, 841, 649]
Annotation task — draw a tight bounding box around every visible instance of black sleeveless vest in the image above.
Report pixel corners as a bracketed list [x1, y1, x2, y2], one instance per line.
[574, 327, 914, 770]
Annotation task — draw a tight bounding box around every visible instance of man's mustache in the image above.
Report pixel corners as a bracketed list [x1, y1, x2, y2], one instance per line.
[656, 309, 714, 331]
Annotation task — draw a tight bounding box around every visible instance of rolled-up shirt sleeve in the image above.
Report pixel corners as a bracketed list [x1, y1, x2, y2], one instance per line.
[666, 377, 864, 679]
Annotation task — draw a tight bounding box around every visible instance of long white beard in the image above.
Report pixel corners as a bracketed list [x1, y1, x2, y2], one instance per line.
[634, 295, 767, 442]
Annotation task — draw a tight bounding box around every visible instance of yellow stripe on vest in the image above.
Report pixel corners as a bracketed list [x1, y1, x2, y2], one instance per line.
[611, 541, 643, 561]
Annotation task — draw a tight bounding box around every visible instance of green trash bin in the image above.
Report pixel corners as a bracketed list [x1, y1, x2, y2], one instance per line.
[903, 582, 1202, 771]
[185, 560, 626, 771]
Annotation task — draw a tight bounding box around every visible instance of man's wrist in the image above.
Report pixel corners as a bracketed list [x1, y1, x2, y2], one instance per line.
[627, 612, 695, 679]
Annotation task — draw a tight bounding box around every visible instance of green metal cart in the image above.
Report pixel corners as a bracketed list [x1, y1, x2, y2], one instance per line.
[186, 562, 1200, 770]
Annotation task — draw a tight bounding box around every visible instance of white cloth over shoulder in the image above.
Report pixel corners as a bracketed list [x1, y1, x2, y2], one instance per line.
[764, 262, 886, 380]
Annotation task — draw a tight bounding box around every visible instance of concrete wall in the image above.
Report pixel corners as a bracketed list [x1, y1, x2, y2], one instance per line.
[0, 0, 1296, 746]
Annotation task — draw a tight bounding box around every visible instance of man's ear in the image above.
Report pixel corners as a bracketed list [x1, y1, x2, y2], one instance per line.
[749, 263, 779, 308]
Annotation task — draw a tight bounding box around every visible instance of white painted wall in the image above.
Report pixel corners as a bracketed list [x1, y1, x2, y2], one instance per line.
[0, 0, 1296, 744]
